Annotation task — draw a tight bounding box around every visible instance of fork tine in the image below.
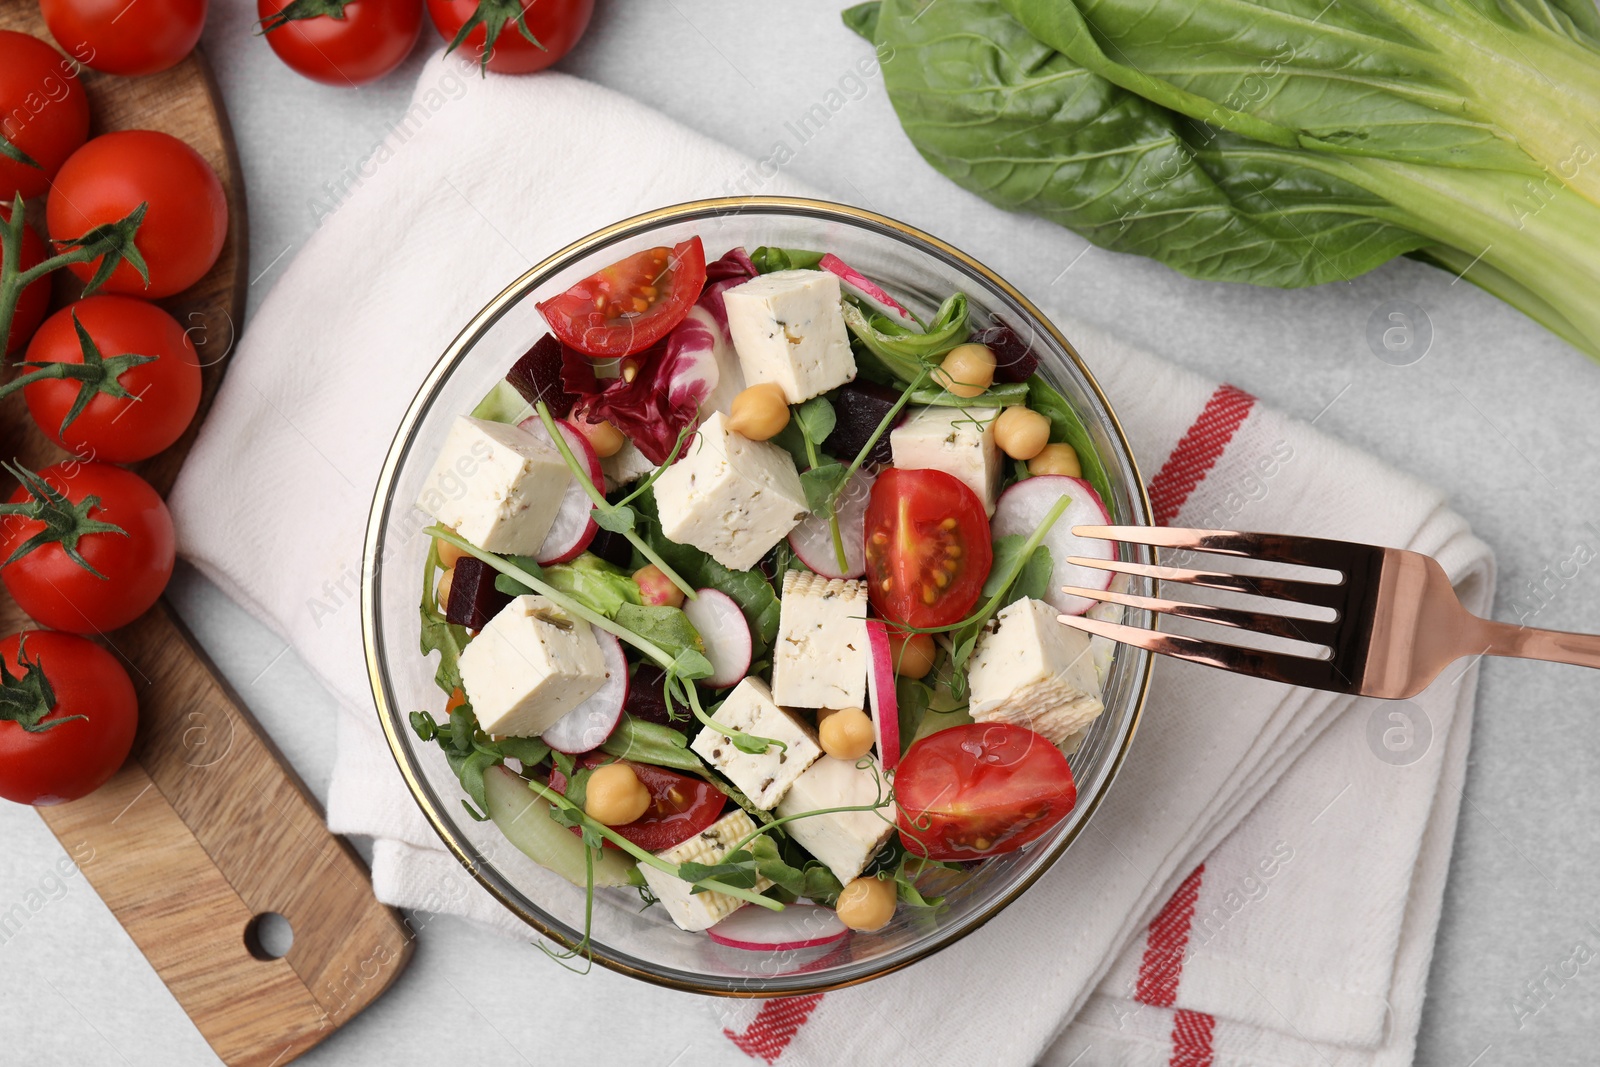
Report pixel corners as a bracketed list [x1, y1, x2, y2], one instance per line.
[1064, 555, 1346, 609]
[1060, 585, 1339, 646]
[1056, 614, 1349, 691]
[1073, 525, 1366, 571]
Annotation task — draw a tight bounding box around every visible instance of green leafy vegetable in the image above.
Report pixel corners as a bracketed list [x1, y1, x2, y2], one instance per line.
[908, 382, 1028, 409]
[600, 714, 704, 774]
[750, 246, 825, 272]
[612, 603, 704, 663]
[851, 0, 1600, 360]
[842, 293, 969, 382]
[469, 379, 534, 424]
[409, 706, 551, 820]
[419, 542, 471, 695]
[1025, 375, 1115, 507]
[798, 463, 850, 514]
[540, 553, 642, 618]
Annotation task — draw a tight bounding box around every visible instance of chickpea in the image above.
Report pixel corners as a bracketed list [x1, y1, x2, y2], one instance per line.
[1028, 442, 1082, 478]
[933, 343, 996, 399]
[633, 564, 685, 608]
[887, 630, 936, 679]
[994, 406, 1052, 461]
[818, 706, 875, 761]
[726, 383, 791, 441]
[435, 531, 467, 568]
[574, 417, 625, 458]
[436, 566, 456, 611]
[584, 762, 651, 826]
[835, 874, 898, 932]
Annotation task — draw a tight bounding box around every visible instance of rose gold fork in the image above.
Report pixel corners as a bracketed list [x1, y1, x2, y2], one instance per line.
[1056, 526, 1600, 698]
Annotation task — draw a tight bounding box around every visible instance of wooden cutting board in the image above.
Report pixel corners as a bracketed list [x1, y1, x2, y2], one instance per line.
[0, 8, 413, 1065]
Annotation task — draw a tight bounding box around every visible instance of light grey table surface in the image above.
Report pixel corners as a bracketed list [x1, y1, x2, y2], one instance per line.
[3, 3, 1597, 1065]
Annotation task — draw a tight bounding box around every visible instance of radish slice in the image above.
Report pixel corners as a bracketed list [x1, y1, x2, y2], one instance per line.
[681, 588, 752, 688]
[707, 903, 850, 952]
[990, 475, 1113, 616]
[788, 467, 875, 579]
[864, 620, 901, 772]
[519, 416, 602, 565]
[820, 253, 918, 329]
[541, 630, 628, 753]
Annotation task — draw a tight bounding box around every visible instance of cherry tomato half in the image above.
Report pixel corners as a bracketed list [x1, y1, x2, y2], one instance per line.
[894, 722, 1076, 861]
[1, 208, 51, 355]
[48, 130, 228, 299]
[0, 462, 175, 633]
[258, 0, 423, 87]
[426, 0, 593, 75]
[551, 753, 725, 853]
[39, 0, 207, 76]
[864, 467, 993, 629]
[0, 630, 137, 805]
[537, 236, 707, 359]
[0, 30, 91, 201]
[23, 296, 203, 463]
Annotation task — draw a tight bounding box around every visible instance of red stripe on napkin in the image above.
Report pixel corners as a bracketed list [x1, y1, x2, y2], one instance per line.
[1147, 384, 1256, 525]
[723, 993, 825, 1064]
[1169, 1008, 1216, 1067]
[1135, 863, 1205, 1006]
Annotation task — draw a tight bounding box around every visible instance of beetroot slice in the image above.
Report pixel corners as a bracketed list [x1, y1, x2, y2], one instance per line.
[506, 335, 580, 417]
[585, 527, 634, 570]
[973, 320, 1039, 383]
[823, 380, 903, 466]
[625, 664, 675, 725]
[444, 556, 509, 630]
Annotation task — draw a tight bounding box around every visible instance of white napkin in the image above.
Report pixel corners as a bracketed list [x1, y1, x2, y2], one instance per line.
[170, 51, 1493, 1067]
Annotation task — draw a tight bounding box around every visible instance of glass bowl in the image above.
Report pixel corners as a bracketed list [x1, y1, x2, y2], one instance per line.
[361, 198, 1154, 996]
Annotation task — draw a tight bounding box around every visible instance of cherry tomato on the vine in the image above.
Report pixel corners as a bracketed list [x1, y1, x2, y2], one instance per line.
[0, 30, 91, 201]
[426, 0, 593, 75]
[20, 296, 203, 463]
[48, 130, 228, 299]
[894, 722, 1076, 861]
[39, 0, 207, 76]
[0, 462, 175, 634]
[0, 630, 137, 806]
[258, 0, 424, 87]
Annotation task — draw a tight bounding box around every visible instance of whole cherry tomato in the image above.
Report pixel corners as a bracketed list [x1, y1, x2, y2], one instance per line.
[0, 462, 176, 633]
[47, 130, 228, 299]
[0, 30, 91, 200]
[0, 630, 137, 806]
[426, 0, 592, 74]
[39, 0, 207, 76]
[258, 0, 424, 87]
[21, 296, 203, 463]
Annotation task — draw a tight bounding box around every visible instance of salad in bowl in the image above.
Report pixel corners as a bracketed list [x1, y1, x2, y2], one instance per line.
[364, 199, 1152, 992]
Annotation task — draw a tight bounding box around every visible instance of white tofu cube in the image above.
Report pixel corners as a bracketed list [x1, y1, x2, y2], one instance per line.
[640, 810, 773, 931]
[458, 595, 607, 737]
[889, 406, 1004, 515]
[771, 570, 868, 710]
[601, 439, 656, 491]
[724, 269, 856, 403]
[775, 755, 895, 884]
[653, 411, 808, 571]
[968, 598, 1104, 745]
[417, 416, 572, 553]
[691, 678, 823, 809]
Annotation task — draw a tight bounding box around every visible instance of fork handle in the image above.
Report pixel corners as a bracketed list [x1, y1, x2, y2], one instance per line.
[1475, 619, 1600, 669]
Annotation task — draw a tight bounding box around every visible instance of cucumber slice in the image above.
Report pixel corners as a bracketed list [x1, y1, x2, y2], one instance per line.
[483, 765, 635, 888]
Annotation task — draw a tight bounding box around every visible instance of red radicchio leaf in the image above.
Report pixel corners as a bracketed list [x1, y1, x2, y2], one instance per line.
[565, 247, 759, 465]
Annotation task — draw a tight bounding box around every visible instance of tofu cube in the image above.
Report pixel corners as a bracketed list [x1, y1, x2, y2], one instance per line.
[724, 269, 856, 403]
[691, 678, 823, 809]
[889, 406, 1004, 515]
[417, 415, 572, 553]
[641, 810, 773, 931]
[775, 755, 895, 884]
[771, 570, 868, 710]
[457, 595, 607, 737]
[967, 598, 1104, 745]
[653, 411, 809, 571]
[601, 439, 655, 491]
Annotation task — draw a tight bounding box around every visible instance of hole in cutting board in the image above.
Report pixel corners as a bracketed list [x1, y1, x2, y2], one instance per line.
[244, 912, 294, 961]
